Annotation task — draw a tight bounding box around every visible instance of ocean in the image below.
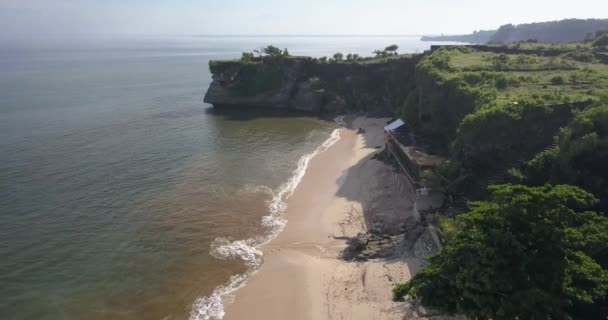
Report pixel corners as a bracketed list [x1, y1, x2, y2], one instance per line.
[0, 35, 458, 319]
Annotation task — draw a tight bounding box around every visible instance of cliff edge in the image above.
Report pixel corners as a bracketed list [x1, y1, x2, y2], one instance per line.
[204, 55, 420, 116]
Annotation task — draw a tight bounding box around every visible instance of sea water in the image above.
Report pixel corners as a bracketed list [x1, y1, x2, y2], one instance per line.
[0, 35, 459, 319]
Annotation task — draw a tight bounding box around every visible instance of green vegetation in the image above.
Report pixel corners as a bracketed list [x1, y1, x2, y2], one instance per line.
[210, 44, 417, 100]
[594, 34, 608, 49]
[523, 102, 608, 209]
[230, 62, 285, 96]
[394, 184, 608, 320]
[372, 45, 400, 58]
[209, 46, 292, 97]
[433, 214, 462, 244]
[396, 42, 608, 318]
[208, 40, 608, 320]
[256, 45, 290, 58]
[385, 44, 399, 54]
[401, 44, 608, 197]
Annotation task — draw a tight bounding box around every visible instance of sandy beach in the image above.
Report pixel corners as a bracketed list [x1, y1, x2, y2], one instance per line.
[223, 117, 445, 320]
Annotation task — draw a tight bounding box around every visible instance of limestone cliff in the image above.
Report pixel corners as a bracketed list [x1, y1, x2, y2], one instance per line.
[204, 55, 420, 115]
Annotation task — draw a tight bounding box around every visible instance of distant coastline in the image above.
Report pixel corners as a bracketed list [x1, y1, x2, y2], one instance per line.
[191, 34, 425, 38]
[421, 18, 608, 44]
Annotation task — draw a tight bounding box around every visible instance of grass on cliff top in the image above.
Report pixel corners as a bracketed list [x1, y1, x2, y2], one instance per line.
[429, 46, 608, 105]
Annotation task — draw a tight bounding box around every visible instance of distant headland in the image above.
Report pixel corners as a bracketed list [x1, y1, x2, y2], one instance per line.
[422, 18, 608, 43]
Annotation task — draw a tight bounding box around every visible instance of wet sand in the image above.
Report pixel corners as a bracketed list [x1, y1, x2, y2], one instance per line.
[223, 117, 444, 320]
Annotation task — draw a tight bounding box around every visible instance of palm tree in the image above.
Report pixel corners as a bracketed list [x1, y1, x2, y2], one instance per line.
[373, 50, 385, 57]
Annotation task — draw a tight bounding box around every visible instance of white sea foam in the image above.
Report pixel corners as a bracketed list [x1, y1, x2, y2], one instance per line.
[241, 184, 274, 196]
[189, 128, 341, 320]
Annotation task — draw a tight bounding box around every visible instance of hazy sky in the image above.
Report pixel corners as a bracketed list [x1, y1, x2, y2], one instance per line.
[0, 0, 606, 36]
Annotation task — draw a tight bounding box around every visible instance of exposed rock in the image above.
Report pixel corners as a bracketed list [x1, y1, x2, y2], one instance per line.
[341, 233, 398, 261]
[204, 56, 420, 115]
[418, 306, 445, 317]
[204, 59, 303, 109]
[323, 95, 347, 114]
[413, 228, 441, 258]
[289, 80, 324, 112]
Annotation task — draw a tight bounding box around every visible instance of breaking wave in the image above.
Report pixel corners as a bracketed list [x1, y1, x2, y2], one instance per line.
[189, 128, 341, 320]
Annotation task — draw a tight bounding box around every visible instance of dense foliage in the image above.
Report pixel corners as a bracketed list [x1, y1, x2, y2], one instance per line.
[394, 42, 608, 319]
[394, 184, 608, 319]
[401, 45, 608, 194]
[208, 45, 420, 113]
[594, 34, 608, 49]
[209, 45, 295, 96]
[231, 62, 285, 96]
[524, 102, 608, 210]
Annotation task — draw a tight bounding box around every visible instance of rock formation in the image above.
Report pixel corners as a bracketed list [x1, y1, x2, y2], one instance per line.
[204, 56, 420, 116]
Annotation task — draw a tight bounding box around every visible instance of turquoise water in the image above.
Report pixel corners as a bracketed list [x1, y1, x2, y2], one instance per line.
[0, 35, 455, 319]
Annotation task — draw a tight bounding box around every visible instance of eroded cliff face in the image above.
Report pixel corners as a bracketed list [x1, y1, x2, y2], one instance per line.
[203, 56, 420, 115]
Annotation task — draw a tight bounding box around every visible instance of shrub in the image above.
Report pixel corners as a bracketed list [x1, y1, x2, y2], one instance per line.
[551, 75, 565, 85]
[462, 72, 482, 85]
[240, 52, 255, 62]
[495, 75, 508, 89]
[566, 51, 595, 62]
[592, 34, 608, 48]
[492, 54, 510, 69]
[569, 73, 580, 85]
[393, 184, 608, 320]
[262, 45, 288, 57]
[433, 215, 463, 244]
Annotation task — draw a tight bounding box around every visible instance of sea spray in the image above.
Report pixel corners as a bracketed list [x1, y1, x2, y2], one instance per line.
[189, 128, 341, 320]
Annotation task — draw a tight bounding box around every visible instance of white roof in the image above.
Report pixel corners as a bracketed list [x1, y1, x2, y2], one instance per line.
[384, 119, 405, 132]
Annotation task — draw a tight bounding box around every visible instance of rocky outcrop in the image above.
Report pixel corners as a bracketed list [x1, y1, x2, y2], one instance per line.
[204, 58, 304, 109]
[289, 80, 325, 112]
[204, 56, 420, 115]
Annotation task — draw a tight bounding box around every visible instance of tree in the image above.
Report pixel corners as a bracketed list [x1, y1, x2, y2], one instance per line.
[319, 56, 328, 63]
[346, 53, 353, 61]
[394, 184, 608, 320]
[592, 34, 608, 48]
[240, 52, 255, 62]
[333, 52, 344, 61]
[352, 54, 360, 60]
[373, 49, 386, 57]
[262, 45, 284, 57]
[595, 30, 608, 38]
[385, 44, 399, 54]
[525, 103, 608, 211]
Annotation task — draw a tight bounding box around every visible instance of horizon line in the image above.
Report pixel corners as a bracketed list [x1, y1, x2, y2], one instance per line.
[191, 34, 425, 37]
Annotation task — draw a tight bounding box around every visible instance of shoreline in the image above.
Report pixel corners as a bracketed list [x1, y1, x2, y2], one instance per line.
[221, 117, 443, 320]
[190, 126, 342, 320]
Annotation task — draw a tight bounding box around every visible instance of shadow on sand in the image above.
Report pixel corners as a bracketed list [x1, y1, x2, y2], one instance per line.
[330, 145, 444, 319]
